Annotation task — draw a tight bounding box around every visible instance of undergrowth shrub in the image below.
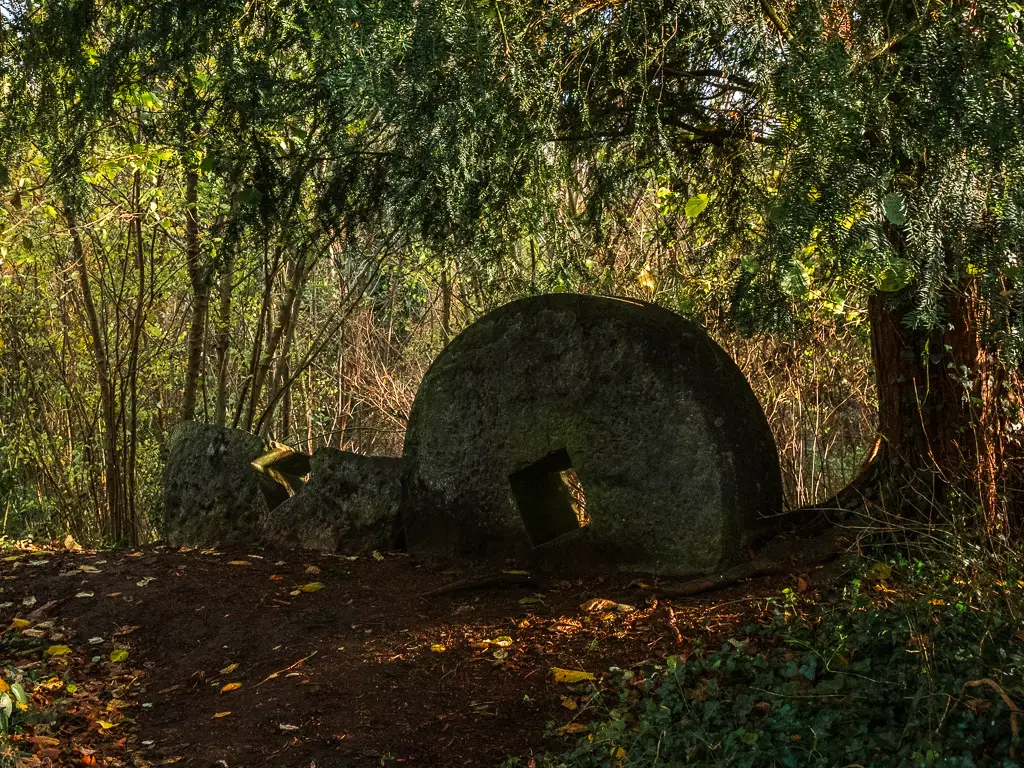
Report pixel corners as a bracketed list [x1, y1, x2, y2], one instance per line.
[547, 560, 1023, 768]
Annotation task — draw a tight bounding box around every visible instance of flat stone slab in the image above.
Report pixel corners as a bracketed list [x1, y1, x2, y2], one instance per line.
[262, 449, 403, 553]
[400, 294, 783, 576]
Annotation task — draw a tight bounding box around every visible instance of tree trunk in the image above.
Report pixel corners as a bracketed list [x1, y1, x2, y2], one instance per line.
[182, 169, 211, 422]
[864, 284, 1012, 534]
[65, 204, 133, 544]
[213, 250, 234, 427]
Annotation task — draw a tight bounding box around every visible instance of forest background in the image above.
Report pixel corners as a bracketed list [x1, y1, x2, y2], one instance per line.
[0, 0, 1021, 548]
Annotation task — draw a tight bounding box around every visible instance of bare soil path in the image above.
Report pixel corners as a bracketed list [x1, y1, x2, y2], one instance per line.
[1, 544, 803, 767]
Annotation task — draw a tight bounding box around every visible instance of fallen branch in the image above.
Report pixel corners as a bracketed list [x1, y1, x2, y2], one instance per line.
[256, 650, 318, 686]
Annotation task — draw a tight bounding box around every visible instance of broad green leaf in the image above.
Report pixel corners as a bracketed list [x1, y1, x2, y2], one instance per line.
[684, 194, 709, 219]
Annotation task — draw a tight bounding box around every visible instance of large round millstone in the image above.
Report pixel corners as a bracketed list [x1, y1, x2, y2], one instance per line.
[400, 294, 783, 576]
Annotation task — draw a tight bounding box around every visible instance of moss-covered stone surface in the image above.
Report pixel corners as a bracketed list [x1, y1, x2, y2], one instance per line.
[401, 294, 783, 577]
[262, 449, 403, 553]
[161, 421, 281, 547]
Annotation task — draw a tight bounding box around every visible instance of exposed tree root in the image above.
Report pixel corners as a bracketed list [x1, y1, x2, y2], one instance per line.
[641, 527, 846, 599]
[419, 572, 544, 598]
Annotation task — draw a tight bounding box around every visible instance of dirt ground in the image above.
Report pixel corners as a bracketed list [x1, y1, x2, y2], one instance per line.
[0, 543, 807, 767]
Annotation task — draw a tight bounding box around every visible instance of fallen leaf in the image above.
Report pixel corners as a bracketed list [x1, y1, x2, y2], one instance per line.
[519, 596, 545, 606]
[580, 598, 617, 612]
[269, 574, 284, 581]
[304, 565, 320, 575]
[136, 577, 155, 587]
[22, 595, 37, 607]
[615, 603, 636, 613]
[64, 535, 83, 552]
[0, 679, 8, 694]
[797, 577, 809, 593]
[430, 644, 446, 653]
[45, 644, 72, 657]
[278, 723, 300, 731]
[75, 592, 95, 599]
[220, 682, 242, 693]
[552, 667, 596, 684]
[220, 663, 239, 675]
[558, 723, 589, 735]
[212, 711, 231, 719]
[371, 550, 385, 561]
[490, 636, 513, 647]
[560, 697, 578, 710]
[88, 637, 105, 645]
[298, 582, 325, 593]
[96, 720, 118, 730]
[227, 561, 251, 567]
[9, 618, 30, 630]
[110, 649, 129, 663]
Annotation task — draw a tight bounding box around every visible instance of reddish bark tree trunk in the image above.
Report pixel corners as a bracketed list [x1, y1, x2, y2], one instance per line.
[866, 284, 1013, 534]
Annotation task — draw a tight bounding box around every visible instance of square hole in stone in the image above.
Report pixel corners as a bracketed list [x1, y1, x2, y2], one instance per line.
[509, 448, 589, 546]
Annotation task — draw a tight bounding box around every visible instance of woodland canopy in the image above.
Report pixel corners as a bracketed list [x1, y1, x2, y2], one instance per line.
[0, 0, 1022, 544]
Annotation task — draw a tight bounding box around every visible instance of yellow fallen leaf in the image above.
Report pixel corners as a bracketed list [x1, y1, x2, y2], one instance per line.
[0, 679, 9, 694]
[9, 618, 30, 630]
[372, 550, 385, 561]
[220, 682, 242, 693]
[430, 644, 446, 653]
[110, 649, 129, 663]
[552, 667, 596, 684]
[38, 677, 64, 691]
[490, 636, 513, 647]
[220, 663, 239, 675]
[298, 582, 325, 593]
[558, 723, 589, 735]
[97, 720, 118, 730]
[228, 560, 251, 566]
[212, 711, 231, 718]
[580, 598, 617, 613]
[560, 696, 578, 710]
[46, 645, 72, 657]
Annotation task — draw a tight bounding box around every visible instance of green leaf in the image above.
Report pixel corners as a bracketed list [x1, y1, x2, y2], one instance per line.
[9, 684, 26, 706]
[200, 156, 217, 174]
[882, 193, 906, 225]
[684, 194, 709, 219]
[110, 649, 129, 663]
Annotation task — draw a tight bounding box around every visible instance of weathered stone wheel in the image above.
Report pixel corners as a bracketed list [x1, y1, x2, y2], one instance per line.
[401, 294, 783, 576]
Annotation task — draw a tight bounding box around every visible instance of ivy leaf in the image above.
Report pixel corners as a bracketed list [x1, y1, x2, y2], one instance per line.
[882, 193, 906, 225]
